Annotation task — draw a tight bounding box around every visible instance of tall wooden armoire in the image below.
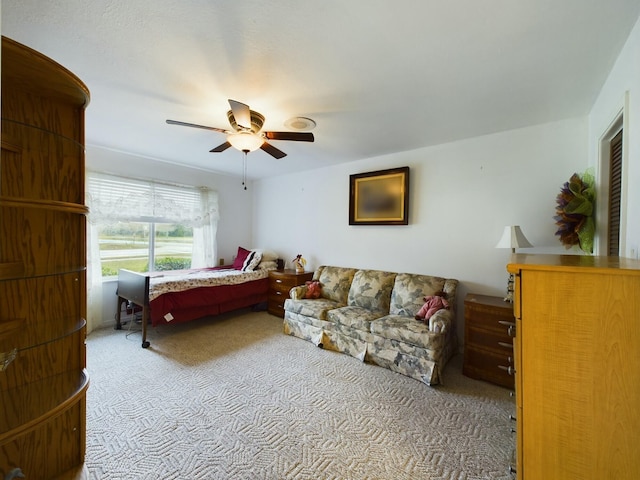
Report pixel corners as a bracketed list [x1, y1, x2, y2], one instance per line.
[0, 37, 90, 478]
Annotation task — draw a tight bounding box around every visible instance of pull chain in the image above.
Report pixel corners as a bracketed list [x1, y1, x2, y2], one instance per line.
[242, 150, 248, 190]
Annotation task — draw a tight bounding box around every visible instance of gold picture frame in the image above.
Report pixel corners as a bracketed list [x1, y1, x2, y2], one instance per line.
[349, 166, 409, 225]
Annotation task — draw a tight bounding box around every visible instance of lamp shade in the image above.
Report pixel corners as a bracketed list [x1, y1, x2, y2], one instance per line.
[227, 132, 264, 152]
[495, 225, 533, 253]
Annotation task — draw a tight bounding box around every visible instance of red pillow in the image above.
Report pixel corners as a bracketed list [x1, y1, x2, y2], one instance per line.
[232, 247, 251, 270]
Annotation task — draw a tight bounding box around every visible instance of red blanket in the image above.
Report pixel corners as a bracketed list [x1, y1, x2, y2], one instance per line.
[148, 277, 269, 326]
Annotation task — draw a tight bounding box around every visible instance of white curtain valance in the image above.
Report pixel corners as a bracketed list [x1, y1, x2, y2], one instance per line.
[86, 172, 219, 227]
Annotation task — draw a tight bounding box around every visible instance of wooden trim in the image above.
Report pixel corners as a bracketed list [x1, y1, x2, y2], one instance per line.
[0, 370, 89, 445]
[0, 196, 89, 214]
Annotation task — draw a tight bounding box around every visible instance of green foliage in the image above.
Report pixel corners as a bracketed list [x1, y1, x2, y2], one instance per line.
[153, 257, 192, 271]
[168, 225, 193, 237]
[102, 265, 119, 277]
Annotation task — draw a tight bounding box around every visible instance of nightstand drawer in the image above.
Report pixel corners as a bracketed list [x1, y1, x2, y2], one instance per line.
[268, 293, 287, 317]
[270, 277, 294, 295]
[268, 270, 313, 318]
[463, 293, 515, 388]
[463, 344, 514, 389]
[466, 325, 513, 350]
[464, 305, 514, 332]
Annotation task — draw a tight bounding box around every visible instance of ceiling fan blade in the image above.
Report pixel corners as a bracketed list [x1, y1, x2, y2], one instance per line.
[210, 141, 232, 153]
[166, 119, 228, 133]
[264, 131, 314, 142]
[260, 142, 287, 159]
[228, 99, 252, 130]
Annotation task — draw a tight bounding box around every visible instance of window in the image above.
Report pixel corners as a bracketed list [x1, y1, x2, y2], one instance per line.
[86, 173, 219, 278]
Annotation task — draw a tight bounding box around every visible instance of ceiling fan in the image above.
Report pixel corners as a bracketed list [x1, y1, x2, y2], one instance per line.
[166, 99, 314, 160]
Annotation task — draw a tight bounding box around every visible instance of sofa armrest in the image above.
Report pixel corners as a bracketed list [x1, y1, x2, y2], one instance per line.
[429, 308, 453, 334]
[289, 285, 308, 300]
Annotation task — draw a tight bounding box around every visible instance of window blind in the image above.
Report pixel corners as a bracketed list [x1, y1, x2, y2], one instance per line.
[86, 172, 218, 226]
[608, 130, 623, 256]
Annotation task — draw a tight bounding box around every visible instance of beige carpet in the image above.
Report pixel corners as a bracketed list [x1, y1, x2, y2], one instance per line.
[85, 310, 515, 479]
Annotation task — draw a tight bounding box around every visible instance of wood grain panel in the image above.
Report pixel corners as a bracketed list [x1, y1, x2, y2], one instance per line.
[0, 273, 83, 351]
[0, 392, 86, 478]
[508, 256, 640, 479]
[0, 207, 85, 275]
[1, 120, 84, 203]
[0, 328, 85, 391]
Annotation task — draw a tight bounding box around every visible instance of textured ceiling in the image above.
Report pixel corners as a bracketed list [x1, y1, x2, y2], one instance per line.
[3, 1, 640, 180]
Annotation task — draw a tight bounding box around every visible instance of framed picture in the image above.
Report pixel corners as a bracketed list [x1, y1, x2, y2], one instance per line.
[349, 166, 410, 225]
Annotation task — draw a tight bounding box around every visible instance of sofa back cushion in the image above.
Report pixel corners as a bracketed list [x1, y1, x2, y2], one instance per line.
[347, 270, 397, 314]
[314, 266, 358, 304]
[390, 273, 456, 317]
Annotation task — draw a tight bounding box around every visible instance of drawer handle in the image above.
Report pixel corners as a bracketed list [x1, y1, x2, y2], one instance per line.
[499, 364, 515, 375]
[275, 291, 282, 296]
[498, 320, 516, 337]
[275, 279, 283, 283]
[0, 348, 18, 372]
[498, 341, 513, 350]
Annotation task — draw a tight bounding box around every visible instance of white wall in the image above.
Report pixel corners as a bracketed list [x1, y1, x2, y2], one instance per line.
[253, 117, 588, 343]
[87, 146, 257, 325]
[88, 10, 640, 336]
[588, 15, 640, 258]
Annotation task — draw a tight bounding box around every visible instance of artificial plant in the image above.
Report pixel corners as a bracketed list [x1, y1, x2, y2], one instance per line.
[554, 168, 596, 254]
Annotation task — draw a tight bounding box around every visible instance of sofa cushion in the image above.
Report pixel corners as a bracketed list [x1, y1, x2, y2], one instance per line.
[315, 266, 357, 304]
[327, 305, 384, 332]
[347, 269, 396, 313]
[389, 273, 447, 317]
[284, 297, 343, 321]
[370, 314, 440, 350]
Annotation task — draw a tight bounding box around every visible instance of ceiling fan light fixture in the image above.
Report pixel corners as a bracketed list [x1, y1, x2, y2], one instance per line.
[227, 131, 264, 152]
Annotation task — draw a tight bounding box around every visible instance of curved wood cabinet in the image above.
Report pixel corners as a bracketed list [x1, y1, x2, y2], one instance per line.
[1, 36, 90, 478]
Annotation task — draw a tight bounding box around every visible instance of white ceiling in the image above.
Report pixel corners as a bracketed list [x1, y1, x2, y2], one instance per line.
[3, 1, 640, 180]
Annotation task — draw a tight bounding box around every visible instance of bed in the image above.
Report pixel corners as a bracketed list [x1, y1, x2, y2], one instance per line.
[115, 248, 277, 347]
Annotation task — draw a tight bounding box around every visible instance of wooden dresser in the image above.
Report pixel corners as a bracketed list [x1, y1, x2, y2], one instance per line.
[0, 37, 90, 478]
[268, 270, 313, 317]
[463, 293, 515, 389]
[508, 254, 640, 479]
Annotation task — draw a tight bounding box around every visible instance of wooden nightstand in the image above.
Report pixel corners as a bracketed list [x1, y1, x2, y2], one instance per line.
[463, 293, 515, 389]
[268, 269, 314, 317]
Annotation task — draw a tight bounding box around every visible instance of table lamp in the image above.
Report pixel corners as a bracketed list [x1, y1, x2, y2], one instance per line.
[496, 225, 533, 302]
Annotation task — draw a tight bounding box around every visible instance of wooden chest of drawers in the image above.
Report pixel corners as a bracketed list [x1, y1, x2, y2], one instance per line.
[463, 293, 515, 389]
[268, 269, 314, 317]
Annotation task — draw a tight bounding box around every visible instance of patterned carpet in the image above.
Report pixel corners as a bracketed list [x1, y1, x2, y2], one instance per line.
[85, 310, 515, 479]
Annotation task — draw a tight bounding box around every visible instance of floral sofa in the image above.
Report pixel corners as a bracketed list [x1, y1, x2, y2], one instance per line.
[283, 266, 459, 385]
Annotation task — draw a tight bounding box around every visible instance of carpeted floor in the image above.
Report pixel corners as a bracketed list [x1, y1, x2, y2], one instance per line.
[85, 310, 515, 479]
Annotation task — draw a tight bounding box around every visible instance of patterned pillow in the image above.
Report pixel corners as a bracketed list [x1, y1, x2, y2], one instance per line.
[242, 250, 263, 271]
[347, 270, 396, 313]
